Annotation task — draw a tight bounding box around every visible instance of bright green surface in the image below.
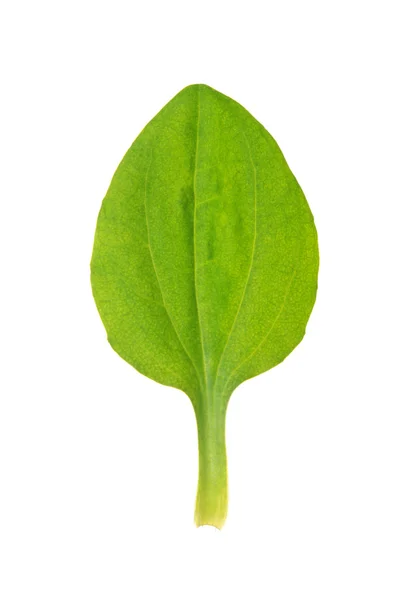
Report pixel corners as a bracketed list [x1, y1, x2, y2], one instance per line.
[91, 84, 319, 528]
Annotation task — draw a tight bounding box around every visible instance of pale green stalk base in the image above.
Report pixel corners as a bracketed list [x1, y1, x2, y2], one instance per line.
[194, 402, 228, 529]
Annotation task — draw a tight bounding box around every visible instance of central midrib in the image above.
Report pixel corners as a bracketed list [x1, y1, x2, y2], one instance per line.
[193, 85, 209, 395]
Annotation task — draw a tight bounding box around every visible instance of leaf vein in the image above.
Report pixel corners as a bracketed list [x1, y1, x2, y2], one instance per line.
[143, 150, 202, 388]
[213, 131, 257, 397]
[193, 85, 208, 390]
[221, 269, 297, 398]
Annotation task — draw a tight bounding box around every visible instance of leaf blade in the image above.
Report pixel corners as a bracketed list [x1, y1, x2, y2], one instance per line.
[91, 83, 319, 526]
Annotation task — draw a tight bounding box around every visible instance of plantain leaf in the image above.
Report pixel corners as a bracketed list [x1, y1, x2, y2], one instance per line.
[91, 84, 319, 528]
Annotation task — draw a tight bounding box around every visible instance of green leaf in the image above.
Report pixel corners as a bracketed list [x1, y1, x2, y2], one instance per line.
[91, 84, 319, 528]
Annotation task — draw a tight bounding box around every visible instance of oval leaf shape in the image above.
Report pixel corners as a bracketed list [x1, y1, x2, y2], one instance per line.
[91, 84, 319, 528]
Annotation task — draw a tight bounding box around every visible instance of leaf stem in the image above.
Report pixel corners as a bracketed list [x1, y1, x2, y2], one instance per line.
[194, 399, 228, 529]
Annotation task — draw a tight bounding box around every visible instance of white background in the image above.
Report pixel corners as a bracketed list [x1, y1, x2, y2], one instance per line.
[1, 1, 399, 598]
